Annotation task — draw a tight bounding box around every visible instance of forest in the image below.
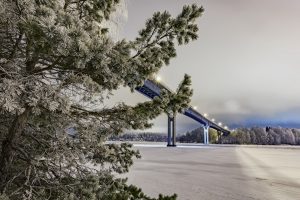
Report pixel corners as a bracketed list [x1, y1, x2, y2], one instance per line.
[179, 127, 300, 145]
[116, 127, 300, 145]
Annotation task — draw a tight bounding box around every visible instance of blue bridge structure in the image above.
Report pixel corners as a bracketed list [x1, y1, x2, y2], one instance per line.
[136, 79, 230, 146]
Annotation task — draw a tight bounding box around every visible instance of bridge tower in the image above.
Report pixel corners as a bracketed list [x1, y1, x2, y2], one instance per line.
[167, 115, 176, 147]
[203, 125, 209, 145]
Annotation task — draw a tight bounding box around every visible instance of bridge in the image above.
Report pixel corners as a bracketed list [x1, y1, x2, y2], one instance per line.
[136, 79, 230, 146]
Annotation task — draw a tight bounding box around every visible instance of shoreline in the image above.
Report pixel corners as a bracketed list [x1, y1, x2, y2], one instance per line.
[107, 141, 300, 149]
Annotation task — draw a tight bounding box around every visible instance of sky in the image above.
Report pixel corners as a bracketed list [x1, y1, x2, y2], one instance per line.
[109, 0, 300, 134]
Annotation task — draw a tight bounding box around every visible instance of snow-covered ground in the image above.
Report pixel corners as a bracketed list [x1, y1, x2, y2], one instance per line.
[125, 143, 300, 200]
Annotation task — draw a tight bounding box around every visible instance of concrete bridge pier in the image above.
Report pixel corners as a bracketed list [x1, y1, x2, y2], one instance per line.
[203, 126, 207, 145]
[204, 125, 209, 145]
[167, 115, 176, 147]
[167, 116, 172, 146]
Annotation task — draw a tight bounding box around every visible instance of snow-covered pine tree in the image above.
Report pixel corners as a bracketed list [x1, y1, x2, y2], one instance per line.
[0, 0, 203, 199]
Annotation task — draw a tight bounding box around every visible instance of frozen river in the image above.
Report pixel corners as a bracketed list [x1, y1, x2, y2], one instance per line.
[125, 143, 300, 200]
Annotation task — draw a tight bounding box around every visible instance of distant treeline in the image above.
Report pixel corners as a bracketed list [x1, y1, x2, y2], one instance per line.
[180, 127, 300, 145]
[109, 132, 167, 142]
[112, 127, 300, 145]
[221, 127, 300, 145]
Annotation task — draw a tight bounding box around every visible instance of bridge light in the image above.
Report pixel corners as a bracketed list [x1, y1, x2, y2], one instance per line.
[204, 113, 208, 117]
[224, 126, 228, 130]
[218, 122, 222, 126]
[211, 118, 215, 122]
[193, 106, 197, 110]
[155, 75, 162, 82]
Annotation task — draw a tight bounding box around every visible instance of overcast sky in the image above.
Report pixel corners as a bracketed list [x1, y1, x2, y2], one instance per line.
[110, 0, 300, 133]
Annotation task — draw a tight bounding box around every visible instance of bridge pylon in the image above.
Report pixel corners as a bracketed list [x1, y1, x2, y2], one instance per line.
[204, 125, 209, 145]
[167, 115, 176, 147]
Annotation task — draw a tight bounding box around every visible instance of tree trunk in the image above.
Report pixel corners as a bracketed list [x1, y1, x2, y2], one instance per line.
[0, 108, 30, 193]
